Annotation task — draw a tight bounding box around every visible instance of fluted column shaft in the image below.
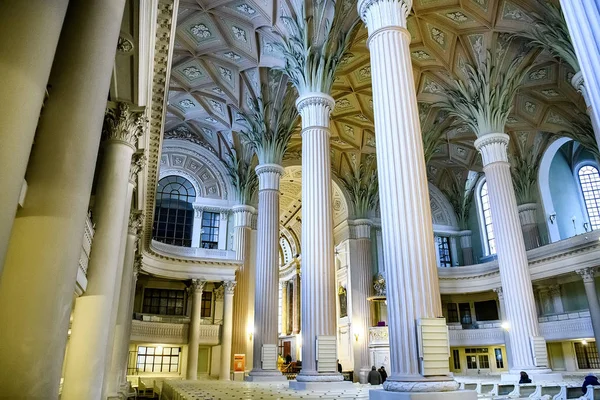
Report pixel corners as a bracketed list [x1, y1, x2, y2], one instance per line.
[0, 1, 125, 396]
[281, 281, 289, 335]
[358, 0, 447, 384]
[560, 0, 600, 147]
[296, 93, 339, 381]
[220, 281, 236, 380]
[187, 280, 206, 380]
[474, 133, 541, 370]
[351, 220, 373, 383]
[0, 0, 69, 273]
[458, 231, 474, 265]
[293, 269, 301, 335]
[62, 104, 142, 400]
[250, 164, 285, 376]
[577, 268, 600, 356]
[231, 205, 254, 371]
[518, 203, 541, 250]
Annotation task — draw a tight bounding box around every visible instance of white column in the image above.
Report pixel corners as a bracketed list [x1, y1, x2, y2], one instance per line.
[249, 164, 286, 380]
[62, 103, 142, 400]
[458, 230, 474, 265]
[0, 0, 69, 272]
[106, 211, 143, 397]
[350, 220, 373, 384]
[296, 93, 340, 382]
[231, 205, 255, 372]
[358, 0, 456, 391]
[518, 203, 541, 250]
[494, 287, 513, 370]
[281, 281, 289, 336]
[218, 212, 228, 249]
[0, 1, 126, 397]
[474, 133, 545, 372]
[576, 268, 600, 356]
[561, 0, 600, 146]
[192, 205, 202, 248]
[293, 266, 301, 335]
[220, 281, 236, 380]
[187, 279, 206, 380]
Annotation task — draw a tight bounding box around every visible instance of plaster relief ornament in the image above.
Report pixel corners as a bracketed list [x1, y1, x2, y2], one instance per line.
[335, 98, 352, 110]
[209, 99, 223, 114]
[205, 116, 218, 124]
[412, 50, 432, 60]
[212, 87, 225, 95]
[529, 68, 548, 81]
[224, 51, 241, 61]
[373, 274, 386, 296]
[190, 23, 211, 39]
[525, 101, 537, 114]
[219, 67, 233, 82]
[117, 36, 134, 53]
[231, 26, 247, 42]
[446, 11, 469, 23]
[183, 66, 203, 79]
[430, 28, 446, 46]
[179, 99, 195, 109]
[236, 4, 256, 15]
[541, 89, 560, 97]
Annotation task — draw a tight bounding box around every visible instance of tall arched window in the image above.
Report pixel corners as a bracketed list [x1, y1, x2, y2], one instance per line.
[578, 165, 600, 230]
[153, 175, 196, 247]
[480, 181, 496, 256]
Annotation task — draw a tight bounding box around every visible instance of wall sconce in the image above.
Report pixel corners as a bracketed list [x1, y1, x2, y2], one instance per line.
[549, 213, 556, 224]
[584, 222, 590, 232]
[247, 326, 254, 341]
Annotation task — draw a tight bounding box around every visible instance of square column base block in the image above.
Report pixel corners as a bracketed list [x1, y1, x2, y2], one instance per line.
[245, 373, 288, 382]
[289, 380, 354, 391]
[501, 371, 561, 383]
[370, 390, 477, 400]
[232, 371, 245, 381]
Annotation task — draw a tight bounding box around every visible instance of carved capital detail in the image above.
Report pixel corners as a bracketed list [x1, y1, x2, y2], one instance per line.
[190, 279, 206, 294]
[358, 0, 411, 30]
[129, 152, 147, 184]
[103, 102, 146, 149]
[223, 280, 236, 295]
[128, 211, 144, 236]
[295, 92, 335, 128]
[474, 133, 510, 166]
[576, 267, 597, 283]
[493, 286, 504, 299]
[133, 254, 143, 278]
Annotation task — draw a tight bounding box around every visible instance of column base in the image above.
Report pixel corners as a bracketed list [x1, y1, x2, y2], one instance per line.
[359, 368, 370, 384]
[245, 370, 287, 382]
[370, 390, 476, 400]
[289, 380, 353, 390]
[501, 369, 561, 383]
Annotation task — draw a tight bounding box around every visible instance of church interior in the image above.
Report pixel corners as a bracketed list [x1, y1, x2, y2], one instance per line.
[2, 0, 600, 399]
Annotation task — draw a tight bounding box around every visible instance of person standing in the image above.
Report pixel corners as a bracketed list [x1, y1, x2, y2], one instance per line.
[367, 366, 382, 385]
[378, 366, 387, 383]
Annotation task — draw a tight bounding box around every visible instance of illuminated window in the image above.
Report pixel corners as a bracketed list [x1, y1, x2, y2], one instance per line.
[436, 236, 452, 267]
[153, 175, 196, 247]
[201, 291, 212, 318]
[200, 211, 220, 249]
[142, 288, 186, 316]
[136, 346, 180, 372]
[578, 165, 600, 230]
[480, 181, 496, 256]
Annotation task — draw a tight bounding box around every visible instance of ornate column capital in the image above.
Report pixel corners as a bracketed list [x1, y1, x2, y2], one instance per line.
[214, 286, 224, 300]
[128, 211, 144, 237]
[295, 93, 335, 129]
[232, 204, 255, 228]
[102, 102, 146, 150]
[493, 286, 504, 300]
[358, 0, 411, 34]
[255, 163, 284, 191]
[133, 254, 143, 278]
[473, 133, 510, 167]
[572, 71, 591, 106]
[223, 280, 236, 295]
[352, 219, 373, 239]
[577, 267, 597, 283]
[189, 279, 206, 294]
[129, 152, 147, 185]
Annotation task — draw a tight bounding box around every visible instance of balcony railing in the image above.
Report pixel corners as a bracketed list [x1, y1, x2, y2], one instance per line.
[151, 239, 236, 260]
[130, 320, 221, 345]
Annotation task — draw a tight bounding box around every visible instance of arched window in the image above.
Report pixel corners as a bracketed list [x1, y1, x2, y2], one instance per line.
[479, 181, 497, 256]
[578, 165, 600, 230]
[153, 175, 196, 247]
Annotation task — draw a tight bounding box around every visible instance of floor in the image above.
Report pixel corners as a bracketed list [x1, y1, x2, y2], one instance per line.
[162, 380, 379, 400]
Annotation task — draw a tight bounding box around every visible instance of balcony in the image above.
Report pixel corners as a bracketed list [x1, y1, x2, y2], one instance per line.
[130, 319, 221, 345]
[151, 240, 236, 261]
[539, 311, 593, 341]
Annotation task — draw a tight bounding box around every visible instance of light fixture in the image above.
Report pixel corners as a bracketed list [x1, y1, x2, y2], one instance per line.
[549, 213, 556, 224]
[500, 321, 510, 331]
[248, 326, 254, 341]
[583, 340, 588, 345]
[353, 327, 361, 342]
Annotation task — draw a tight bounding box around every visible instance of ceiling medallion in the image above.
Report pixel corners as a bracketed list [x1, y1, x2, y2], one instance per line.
[224, 51, 242, 61]
[525, 101, 537, 114]
[231, 26, 248, 42]
[236, 4, 256, 15]
[219, 66, 233, 82]
[190, 23, 211, 39]
[182, 66, 203, 80]
[179, 99, 195, 109]
[445, 11, 469, 23]
[430, 27, 446, 47]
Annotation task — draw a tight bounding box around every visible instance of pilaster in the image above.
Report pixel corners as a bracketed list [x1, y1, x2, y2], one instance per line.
[187, 279, 206, 380]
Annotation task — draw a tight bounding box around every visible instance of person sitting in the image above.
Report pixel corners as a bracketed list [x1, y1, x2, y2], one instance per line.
[378, 366, 387, 383]
[285, 353, 292, 364]
[582, 374, 600, 394]
[519, 371, 532, 384]
[368, 366, 382, 385]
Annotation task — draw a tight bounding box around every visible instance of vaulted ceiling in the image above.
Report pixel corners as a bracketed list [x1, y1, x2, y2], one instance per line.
[162, 0, 586, 217]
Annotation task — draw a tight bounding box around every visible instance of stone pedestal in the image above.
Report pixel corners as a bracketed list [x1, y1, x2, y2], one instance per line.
[231, 205, 255, 371]
[474, 133, 544, 371]
[0, 1, 126, 396]
[62, 103, 142, 400]
[0, 0, 69, 272]
[220, 281, 236, 380]
[249, 164, 285, 381]
[187, 280, 206, 380]
[294, 92, 341, 384]
[357, 0, 455, 392]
